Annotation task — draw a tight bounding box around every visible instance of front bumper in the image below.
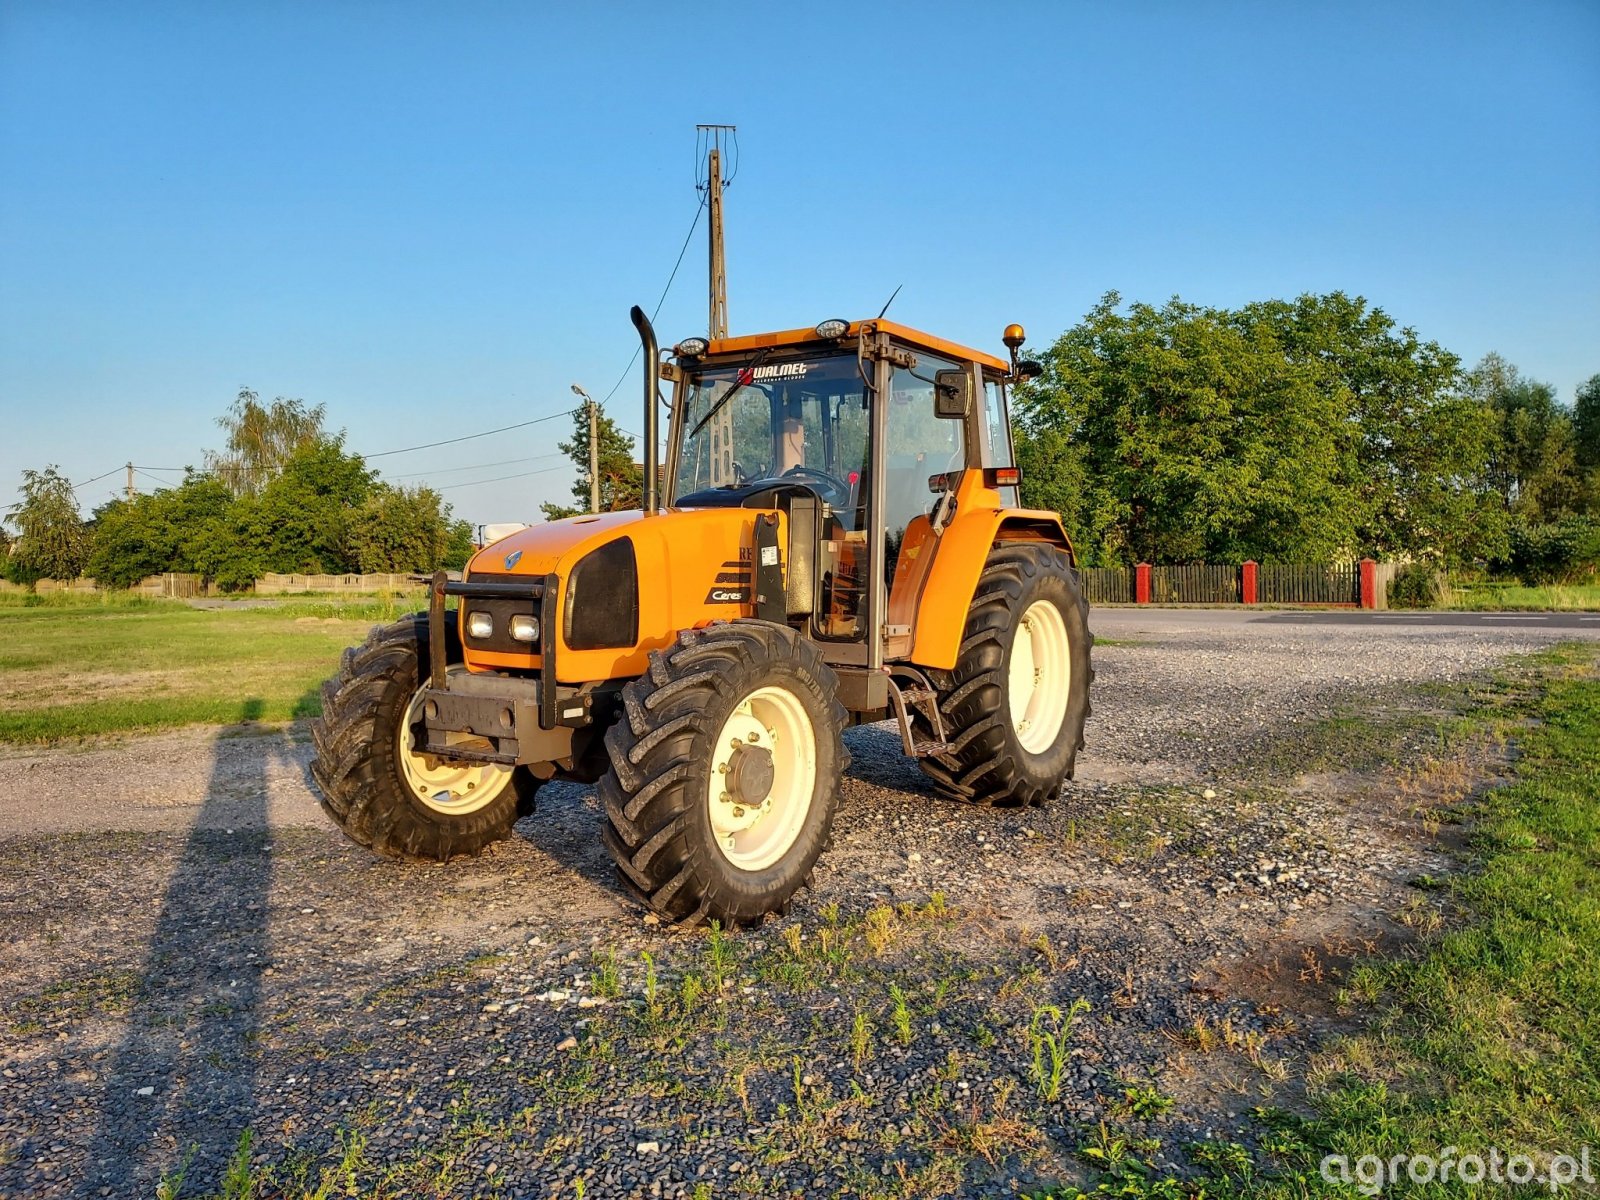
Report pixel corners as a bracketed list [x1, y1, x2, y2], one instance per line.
[422, 571, 596, 765]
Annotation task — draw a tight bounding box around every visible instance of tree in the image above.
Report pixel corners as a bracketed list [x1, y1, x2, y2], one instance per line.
[253, 437, 376, 573]
[1017, 293, 1357, 565]
[443, 519, 475, 571]
[540, 404, 642, 521]
[1574, 373, 1600, 471]
[6, 466, 88, 585]
[347, 484, 459, 573]
[1469, 354, 1585, 521]
[1016, 292, 1510, 568]
[204, 388, 329, 497]
[87, 474, 236, 588]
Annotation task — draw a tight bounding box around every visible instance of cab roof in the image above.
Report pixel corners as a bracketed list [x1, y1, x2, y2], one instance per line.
[705, 319, 1010, 374]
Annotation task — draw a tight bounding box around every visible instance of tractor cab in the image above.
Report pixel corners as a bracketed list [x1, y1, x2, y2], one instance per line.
[663, 319, 1037, 665]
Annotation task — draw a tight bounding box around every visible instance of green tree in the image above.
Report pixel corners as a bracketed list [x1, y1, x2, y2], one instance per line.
[347, 484, 460, 573]
[540, 405, 642, 521]
[1470, 353, 1585, 520]
[1018, 293, 1356, 565]
[6, 466, 89, 585]
[204, 388, 329, 497]
[87, 474, 236, 588]
[1241, 292, 1501, 566]
[1573, 373, 1600, 473]
[1018, 292, 1508, 568]
[443, 519, 475, 571]
[253, 437, 376, 573]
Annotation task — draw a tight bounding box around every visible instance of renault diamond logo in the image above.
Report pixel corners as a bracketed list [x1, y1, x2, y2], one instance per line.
[504, 549, 523, 570]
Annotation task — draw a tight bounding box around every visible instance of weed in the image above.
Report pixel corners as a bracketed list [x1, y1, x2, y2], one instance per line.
[1028, 997, 1090, 1101]
[1115, 1084, 1175, 1120]
[863, 904, 896, 955]
[641, 951, 660, 1019]
[593, 949, 620, 1000]
[849, 1006, 873, 1068]
[889, 984, 913, 1046]
[681, 973, 705, 1011]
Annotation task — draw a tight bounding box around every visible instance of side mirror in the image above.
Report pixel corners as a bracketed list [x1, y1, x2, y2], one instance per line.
[934, 369, 972, 418]
[1016, 360, 1044, 381]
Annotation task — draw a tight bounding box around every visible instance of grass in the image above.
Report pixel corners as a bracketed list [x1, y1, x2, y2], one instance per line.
[0, 598, 411, 742]
[1437, 580, 1600, 611]
[1038, 643, 1600, 1198]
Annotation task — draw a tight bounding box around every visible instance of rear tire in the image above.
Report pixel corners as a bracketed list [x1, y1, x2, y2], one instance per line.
[310, 614, 538, 861]
[599, 620, 847, 924]
[915, 544, 1092, 807]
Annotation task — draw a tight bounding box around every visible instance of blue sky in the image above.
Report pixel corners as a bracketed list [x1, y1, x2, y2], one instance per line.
[3, 0, 1597, 527]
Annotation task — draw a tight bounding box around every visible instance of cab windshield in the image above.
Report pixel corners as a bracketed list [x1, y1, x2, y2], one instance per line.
[672, 352, 869, 526]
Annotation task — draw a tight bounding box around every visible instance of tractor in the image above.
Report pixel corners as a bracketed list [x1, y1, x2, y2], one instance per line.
[311, 309, 1093, 923]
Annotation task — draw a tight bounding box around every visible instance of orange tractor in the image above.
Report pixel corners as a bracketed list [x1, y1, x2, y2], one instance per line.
[312, 310, 1092, 923]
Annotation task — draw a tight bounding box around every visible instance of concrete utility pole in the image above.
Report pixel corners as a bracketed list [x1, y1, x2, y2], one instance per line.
[698, 124, 735, 340]
[125, 462, 135, 500]
[571, 384, 599, 513]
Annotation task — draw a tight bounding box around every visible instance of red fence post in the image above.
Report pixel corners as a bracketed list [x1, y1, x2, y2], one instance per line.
[1241, 560, 1258, 605]
[1359, 558, 1377, 609]
[1135, 562, 1151, 605]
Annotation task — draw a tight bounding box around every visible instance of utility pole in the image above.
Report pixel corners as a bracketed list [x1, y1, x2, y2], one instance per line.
[697, 124, 735, 340]
[571, 384, 599, 513]
[125, 462, 135, 501]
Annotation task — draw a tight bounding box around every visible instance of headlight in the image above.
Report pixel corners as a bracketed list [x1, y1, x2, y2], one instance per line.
[466, 611, 493, 640]
[815, 318, 849, 339]
[675, 336, 709, 357]
[509, 614, 540, 643]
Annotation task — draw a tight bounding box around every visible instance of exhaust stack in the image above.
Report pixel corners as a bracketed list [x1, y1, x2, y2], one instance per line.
[630, 305, 660, 515]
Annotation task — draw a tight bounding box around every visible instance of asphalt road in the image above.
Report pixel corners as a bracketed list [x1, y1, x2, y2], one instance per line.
[1091, 605, 1600, 636]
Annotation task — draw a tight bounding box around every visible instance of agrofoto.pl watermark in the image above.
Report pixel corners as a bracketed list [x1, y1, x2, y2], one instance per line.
[1321, 1146, 1594, 1194]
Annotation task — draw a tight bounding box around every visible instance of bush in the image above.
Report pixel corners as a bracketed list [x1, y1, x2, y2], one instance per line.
[1389, 562, 1444, 609]
[1503, 516, 1600, 585]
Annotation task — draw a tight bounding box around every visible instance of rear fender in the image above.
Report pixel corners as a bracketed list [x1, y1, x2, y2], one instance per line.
[908, 477, 1074, 671]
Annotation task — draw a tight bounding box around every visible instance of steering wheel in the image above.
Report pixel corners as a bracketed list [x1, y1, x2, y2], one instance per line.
[780, 465, 850, 505]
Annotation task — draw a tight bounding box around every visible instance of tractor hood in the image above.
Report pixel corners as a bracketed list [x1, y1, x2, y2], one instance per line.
[467, 511, 649, 579]
[461, 504, 773, 682]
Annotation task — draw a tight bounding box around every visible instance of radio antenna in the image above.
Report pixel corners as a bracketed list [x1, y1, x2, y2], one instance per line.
[876, 283, 903, 320]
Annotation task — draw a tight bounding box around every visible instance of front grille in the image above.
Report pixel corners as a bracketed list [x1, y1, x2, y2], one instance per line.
[460, 571, 541, 655]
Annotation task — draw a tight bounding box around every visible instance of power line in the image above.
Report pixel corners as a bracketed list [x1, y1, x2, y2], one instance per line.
[71, 467, 123, 492]
[364, 407, 578, 459]
[133, 469, 171, 489]
[389, 452, 566, 480]
[435, 463, 572, 491]
[597, 194, 708, 409]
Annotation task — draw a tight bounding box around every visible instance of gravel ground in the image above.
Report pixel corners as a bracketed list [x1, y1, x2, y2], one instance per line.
[0, 614, 1592, 1199]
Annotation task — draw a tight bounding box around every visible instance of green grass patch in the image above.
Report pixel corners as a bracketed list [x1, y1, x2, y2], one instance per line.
[0, 603, 390, 742]
[1039, 644, 1600, 1198]
[0, 589, 169, 610]
[1439, 581, 1600, 611]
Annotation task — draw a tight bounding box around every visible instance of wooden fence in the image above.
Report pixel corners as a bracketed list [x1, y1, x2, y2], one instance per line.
[1081, 567, 1135, 605]
[1079, 560, 1388, 608]
[1257, 562, 1360, 605]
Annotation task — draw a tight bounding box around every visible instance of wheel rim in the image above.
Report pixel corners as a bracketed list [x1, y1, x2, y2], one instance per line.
[1008, 599, 1072, 755]
[706, 684, 817, 872]
[396, 689, 515, 816]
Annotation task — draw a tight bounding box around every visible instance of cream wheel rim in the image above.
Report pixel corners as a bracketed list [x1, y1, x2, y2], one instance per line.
[707, 684, 817, 871]
[1008, 599, 1071, 755]
[397, 689, 515, 816]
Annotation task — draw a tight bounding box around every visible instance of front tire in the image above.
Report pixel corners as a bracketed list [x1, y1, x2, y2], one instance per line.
[915, 544, 1092, 807]
[310, 614, 538, 861]
[599, 620, 847, 924]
